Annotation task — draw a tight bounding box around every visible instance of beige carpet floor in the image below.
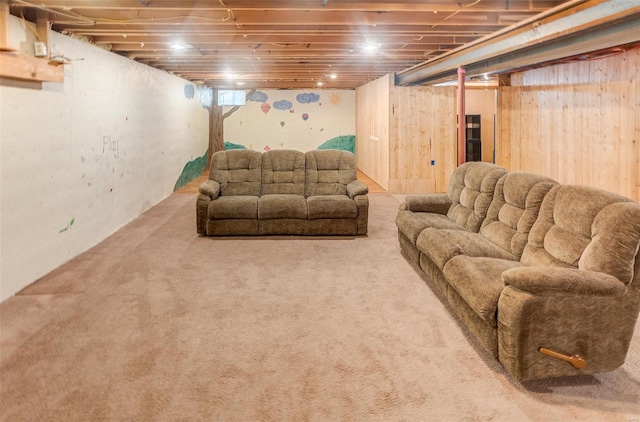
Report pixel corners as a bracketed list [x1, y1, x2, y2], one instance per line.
[1, 193, 639, 421]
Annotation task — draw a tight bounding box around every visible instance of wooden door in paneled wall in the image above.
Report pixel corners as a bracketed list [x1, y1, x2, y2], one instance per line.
[388, 86, 457, 194]
[496, 48, 640, 202]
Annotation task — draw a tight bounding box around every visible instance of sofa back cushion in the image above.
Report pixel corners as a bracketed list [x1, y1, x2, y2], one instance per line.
[446, 162, 507, 232]
[480, 172, 557, 259]
[261, 149, 305, 195]
[305, 150, 357, 197]
[210, 149, 262, 196]
[522, 185, 640, 285]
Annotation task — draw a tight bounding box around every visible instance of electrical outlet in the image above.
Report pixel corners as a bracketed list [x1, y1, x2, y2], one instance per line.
[431, 160, 435, 166]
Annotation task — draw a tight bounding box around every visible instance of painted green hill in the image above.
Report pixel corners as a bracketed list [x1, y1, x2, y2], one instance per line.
[317, 135, 355, 154]
[173, 150, 207, 191]
[224, 141, 248, 150]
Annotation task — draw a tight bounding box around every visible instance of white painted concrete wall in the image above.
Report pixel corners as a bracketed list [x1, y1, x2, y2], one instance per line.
[0, 16, 209, 301]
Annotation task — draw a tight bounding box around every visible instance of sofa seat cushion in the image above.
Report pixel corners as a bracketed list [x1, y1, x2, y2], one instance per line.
[417, 228, 516, 270]
[209, 196, 259, 219]
[396, 210, 468, 244]
[307, 195, 356, 219]
[443, 256, 522, 327]
[258, 194, 307, 219]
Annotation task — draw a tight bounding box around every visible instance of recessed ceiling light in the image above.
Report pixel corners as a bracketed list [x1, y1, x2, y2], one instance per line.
[235, 81, 246, 86]
[168, 42, 191, 50]
[362, 43, 381, 53]
[329, 74, 337, 79]
[316, 81, 324, 86]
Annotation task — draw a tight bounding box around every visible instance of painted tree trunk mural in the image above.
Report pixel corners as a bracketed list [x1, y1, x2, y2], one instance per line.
[206, 88, 256, 168]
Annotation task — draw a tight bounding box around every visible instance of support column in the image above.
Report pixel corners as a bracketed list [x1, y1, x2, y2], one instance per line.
[457, 67, 466, 166]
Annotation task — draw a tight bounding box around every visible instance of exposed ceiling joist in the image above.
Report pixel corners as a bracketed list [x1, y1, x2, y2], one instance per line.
[10, 0, 634, 89]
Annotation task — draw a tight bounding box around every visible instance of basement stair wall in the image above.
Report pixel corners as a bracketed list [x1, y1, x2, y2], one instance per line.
[0, 15, 209, 302]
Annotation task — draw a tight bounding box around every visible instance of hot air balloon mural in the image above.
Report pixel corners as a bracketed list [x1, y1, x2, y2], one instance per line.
[261, 103, 271, 114]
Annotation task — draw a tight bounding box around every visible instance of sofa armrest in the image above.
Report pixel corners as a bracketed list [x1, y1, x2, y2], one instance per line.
[416, 228, 464, 269]
[347, 180, 369, 199]
[502, 267, 627, 297]
[404, 194, 452, 214]
[199, 180, 220, 200]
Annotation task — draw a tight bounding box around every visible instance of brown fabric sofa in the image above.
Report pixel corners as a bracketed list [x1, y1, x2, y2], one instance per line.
[396, 162, 508, 264]
[197, 149, 369, 236]
[397, 166, 640, 381]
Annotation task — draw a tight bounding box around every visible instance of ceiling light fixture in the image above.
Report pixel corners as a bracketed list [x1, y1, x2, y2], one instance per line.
[362, 43, 381, 53]
[168, 42, 191, 50]
[316, 81, 324, 86]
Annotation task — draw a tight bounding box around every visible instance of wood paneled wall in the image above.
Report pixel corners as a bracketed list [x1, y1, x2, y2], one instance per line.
[389, 86, 457, 193]
[497, 48, 640, 202]
[355, 74, 392, 190]
[356, 75, 457, 193]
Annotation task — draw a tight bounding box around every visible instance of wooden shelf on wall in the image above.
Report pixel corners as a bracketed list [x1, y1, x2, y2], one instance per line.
[0, 51, 64, 83]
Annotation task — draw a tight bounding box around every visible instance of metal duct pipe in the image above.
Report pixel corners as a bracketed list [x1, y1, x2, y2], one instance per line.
[396, 0, 640, 86]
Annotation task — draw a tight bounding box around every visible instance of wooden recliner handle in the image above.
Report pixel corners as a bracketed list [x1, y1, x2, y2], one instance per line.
[539, 347, 587, 369]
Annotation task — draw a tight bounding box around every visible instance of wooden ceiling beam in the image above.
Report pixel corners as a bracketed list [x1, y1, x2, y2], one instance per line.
[54, 24, 504, 35]
[89, 34, 477, 45]
[13, 9, 542, 27]
[10, 1, 565, 13]
[107, 46, 462, 56]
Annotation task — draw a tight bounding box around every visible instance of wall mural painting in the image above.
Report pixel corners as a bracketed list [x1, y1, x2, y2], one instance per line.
[224, 142, 247, 150]
[297, 93, 320, 104]
[248, 91, 268, 103]
[184, 84, 195, 99]
[172, 83, 217, 191]
[175, 90, 355, 191]
[273, 100, 293, 111]
[172, 88, 355, 189]
[318, 135, 355, 155]
[59, 218, 75, 234]
[220, 89, 355, 157]
[173, 149, 208, 191]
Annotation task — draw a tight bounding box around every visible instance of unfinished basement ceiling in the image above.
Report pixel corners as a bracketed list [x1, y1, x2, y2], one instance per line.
[11, 0, 570, 89]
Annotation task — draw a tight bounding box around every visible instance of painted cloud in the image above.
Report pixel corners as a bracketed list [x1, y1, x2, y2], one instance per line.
[248, 91, 268, 102]
[296, 93, 320, 104]
[273, 99, 293, 110]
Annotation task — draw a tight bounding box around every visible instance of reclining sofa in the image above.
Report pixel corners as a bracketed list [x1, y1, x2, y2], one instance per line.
[197, 149, 369, 236]
[397, 162, 640, 381]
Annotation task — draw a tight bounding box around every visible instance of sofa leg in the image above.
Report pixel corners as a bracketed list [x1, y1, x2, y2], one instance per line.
[538, 347, 587, 369]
